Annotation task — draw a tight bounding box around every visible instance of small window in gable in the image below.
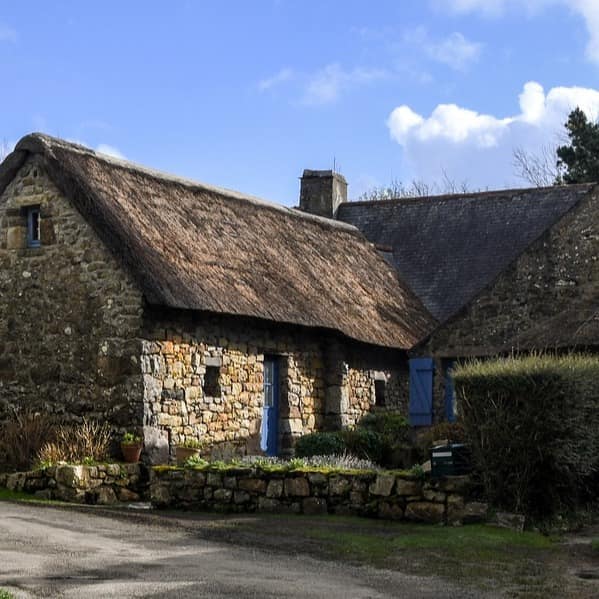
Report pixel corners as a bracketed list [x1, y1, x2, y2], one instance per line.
[27, 207, 41, 248]
[203, 366, 221, 397]
[374, 379, 386, 407]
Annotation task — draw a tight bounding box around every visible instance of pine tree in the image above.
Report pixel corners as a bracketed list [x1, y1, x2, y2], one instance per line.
[556, 107, 599, 184]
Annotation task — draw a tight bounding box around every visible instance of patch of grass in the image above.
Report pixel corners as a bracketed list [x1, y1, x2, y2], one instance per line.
[591, 538, 599, 554]
[0, 487, 39, 501]
[306, 523, 551, 559]
[0, 589, 15, 599]
[0, 486, 61, 505]
[299, 521, 559, 592]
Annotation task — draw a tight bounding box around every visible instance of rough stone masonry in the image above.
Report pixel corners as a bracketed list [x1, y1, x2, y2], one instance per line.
[0, 157, 410, 462]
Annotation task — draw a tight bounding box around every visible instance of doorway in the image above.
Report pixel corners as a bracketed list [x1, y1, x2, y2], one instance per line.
[260, 356, 280, 456]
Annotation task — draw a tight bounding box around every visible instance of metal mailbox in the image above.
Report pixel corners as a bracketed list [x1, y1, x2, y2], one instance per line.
[430, 443, 471, 477]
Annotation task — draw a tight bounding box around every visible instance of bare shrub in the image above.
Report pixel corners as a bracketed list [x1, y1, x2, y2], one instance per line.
[72, 418, 111, 461]
[37, 441, 68, 466]
[0, 409, 56, 472]
[39, 419, 112, 465]
[302, 452, 378, 471]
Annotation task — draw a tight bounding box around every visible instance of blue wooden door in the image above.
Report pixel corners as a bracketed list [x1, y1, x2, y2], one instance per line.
[261, 357, 279, 456]
[409, 358, 434, 426]
[443, 359, 456, 423]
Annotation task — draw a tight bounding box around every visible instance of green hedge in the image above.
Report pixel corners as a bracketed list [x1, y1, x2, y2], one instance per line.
[454, 353, 599, 518]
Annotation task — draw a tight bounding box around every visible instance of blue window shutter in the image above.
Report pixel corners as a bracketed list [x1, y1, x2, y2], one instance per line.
[443, 359, 456, 423]
[409, 358, 434, 426]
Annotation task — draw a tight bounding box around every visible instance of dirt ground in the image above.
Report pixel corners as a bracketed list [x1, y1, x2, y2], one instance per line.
[2, 501, 599, 598]
[0, 502, 488, 598]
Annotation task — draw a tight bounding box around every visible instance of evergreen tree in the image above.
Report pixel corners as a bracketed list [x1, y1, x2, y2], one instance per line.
[556, 107, 599, 184]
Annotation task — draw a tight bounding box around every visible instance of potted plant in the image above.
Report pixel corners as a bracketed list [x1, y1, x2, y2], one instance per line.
[176, 438, 205, 465]
[121, 432, 143, 463]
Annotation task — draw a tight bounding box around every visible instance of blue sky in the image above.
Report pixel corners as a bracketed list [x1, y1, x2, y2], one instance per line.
[1, 0, 598, 205]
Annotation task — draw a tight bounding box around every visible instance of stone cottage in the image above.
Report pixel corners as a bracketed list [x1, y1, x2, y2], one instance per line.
[0, 134, 435, 462]
[329, 184, 599, 422]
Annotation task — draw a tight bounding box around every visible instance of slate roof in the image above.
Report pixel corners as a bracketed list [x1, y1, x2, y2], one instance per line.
[0, 134, 436, 349]
[337, 185, 595, 323]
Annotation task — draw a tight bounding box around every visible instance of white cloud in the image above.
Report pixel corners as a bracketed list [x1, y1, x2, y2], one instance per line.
[0, 24, 17, 43]
[439, 0, 556, 16]
[573, 0, 599, 64]
[258, 68, 294, 91]
[386, 81, 599, 188]
[96, 144, 125, 159]
[302, 63, 388, 105]
[388, 101, 512, 147]
[438, 0, 599, 65]
[405, 28, 482, 70]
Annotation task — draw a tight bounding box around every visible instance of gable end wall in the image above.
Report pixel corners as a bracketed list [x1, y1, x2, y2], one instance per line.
[425, 188, 599, 356]
[0, 156, 145, 428]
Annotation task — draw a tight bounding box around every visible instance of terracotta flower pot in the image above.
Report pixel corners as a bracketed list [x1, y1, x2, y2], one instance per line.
[121, 443, 143, 463]
[176, 446, 200, 465]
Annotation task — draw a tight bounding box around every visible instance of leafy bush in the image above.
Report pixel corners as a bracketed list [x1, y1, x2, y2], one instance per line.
[295, 432, 345, 458]
[237, 453, 378, 472]
[413, 421, 466, 463]
[354, 412, 413, 468]
[294, 413, 413, 467]
[358, 412, 410, 442]
[184, 454, 209, 468]
[121, 432, 142, 445]
[0, 409, 55, 472]
[341, 428, 385, 464]
[179, 438, 205, 450]
[302, 452, 378, 471]
[454, 353, 599, 518]
[418, 421, 465, 446]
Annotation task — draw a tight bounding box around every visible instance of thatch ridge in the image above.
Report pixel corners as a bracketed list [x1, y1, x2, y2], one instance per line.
[2, 133, 436, 349]
[15, 133, 358, 234]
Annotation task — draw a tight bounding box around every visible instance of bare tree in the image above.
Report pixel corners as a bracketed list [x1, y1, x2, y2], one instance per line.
[357, 173, 474, 201]
[513, 144, 561, 187]
[0, 139, 11, 162]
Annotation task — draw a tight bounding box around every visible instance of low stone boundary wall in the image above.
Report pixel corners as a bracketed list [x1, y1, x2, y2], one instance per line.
[0, 463, 149, 504]
[151, 467, 488, 525]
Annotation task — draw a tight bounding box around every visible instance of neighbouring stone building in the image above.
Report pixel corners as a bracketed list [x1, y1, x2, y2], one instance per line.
[332, 184, 599, 421]
[0, 134, 433, 462]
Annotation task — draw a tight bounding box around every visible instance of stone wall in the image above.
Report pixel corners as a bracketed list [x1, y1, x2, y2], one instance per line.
[0, 463, 148, 504]
[0, 156, 145, 428]
[426, 190, 599, 357]
[151, 466, 487, 525]
[141, 309, 409, 462]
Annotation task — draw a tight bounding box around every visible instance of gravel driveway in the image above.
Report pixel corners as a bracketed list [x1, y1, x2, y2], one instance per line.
[0, 502, 484, 598]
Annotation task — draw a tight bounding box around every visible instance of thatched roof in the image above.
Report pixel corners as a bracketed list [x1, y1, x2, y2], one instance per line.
[0, 133, 435, 349]
[338, 185, 595, 323]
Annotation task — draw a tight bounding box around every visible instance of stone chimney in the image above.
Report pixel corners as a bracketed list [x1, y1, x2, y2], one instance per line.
[299, 170, 347, 219]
